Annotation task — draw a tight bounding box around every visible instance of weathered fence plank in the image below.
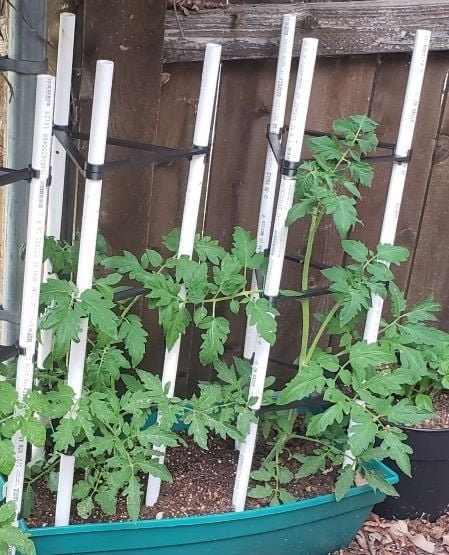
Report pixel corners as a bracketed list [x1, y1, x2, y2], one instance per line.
[407, 78, 449, 331]
[164, 0, 449, 62]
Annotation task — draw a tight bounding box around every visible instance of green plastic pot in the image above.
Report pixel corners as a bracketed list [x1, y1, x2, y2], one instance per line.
[2, 462, 397, 555]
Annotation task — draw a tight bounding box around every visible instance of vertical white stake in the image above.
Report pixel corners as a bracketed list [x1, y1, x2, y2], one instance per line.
[5, 74, 55, 549]
[363, 30, 431, 344]
[243, 14, 296, 360]
[54, 60, 114, 527]
[344, 31, 430, 469]
[232, 38, 318, 512]
[32, 12, 76, 463]
[145, 43, 222, 507]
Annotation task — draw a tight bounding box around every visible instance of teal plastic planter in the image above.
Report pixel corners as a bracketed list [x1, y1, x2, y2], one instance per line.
[7, 461, 397, 555]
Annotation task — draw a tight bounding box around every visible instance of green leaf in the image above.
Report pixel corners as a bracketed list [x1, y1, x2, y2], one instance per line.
[251, 467, 274, 482]
[162, 227, 180, 253]
[380, 429, 412, 476]
[364, 469, 398, 497]
[248, 484, 273, 499]
[140, 249, 163, 269]
[349, 341, 396, 373]
[341, 240, 368, 262]
[0, 524, 36, 555]
[335, 466, 355, 501]
[73, 480, 92, 500]
[277, 363, 325, 405]
[162, 304, 192, 350]
[77, 497, 94, 520]
[296, 454, 326, 478]
[0, 439, 16, 475]
[309, 135, 341, 161]
[245, 298, 278, 345]
[406, 296, 440, 324]
[348, 419, 378, 456]
[53, 417, 78, 451]
[306, 405, 344, 436]
[194, 234, 225, 264]
[125, 476, 141, 521]
[119, 314, 148, 366]
[95, 487, 117, 516]
[329, 195, 357, 236]
[376, 243, 410, 265]
[0, 382, 17, 415]
[389, 282, 407, 317]
[286, 199, 316, 225]
[278, 489, 297, 504]
[80, 288, 118, 339]
[349, 160, 374, 187]
[22, 417, 46, 447]
[231, 227, 264, 270]
[0, 502, 16, 524]
[198, 316, 230, 365]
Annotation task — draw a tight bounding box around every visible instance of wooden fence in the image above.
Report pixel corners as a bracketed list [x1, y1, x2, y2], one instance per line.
[72, 1, 449, 393]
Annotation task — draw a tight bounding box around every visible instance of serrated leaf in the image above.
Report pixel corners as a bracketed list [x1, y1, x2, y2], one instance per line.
[335, 466, 355, 501]
[380, 429, 412, 476]
[341, 240, 368, 262]
[286, 199, 316, 225]
[0, 382, 17, 415]
[231, 227, 264, 270]
[162, 228, 180, 253]
[194, 235, 225, 264]
[248, 484, 273, 499]
[95, 487, 117, 516]
[349, 160, 374, 187]
[80, 288, 118, 339]
[376, 243, 410, 265]
[0, 439, 16, 475]
[348, 419, 378, 456]
[198, 316, 230, 365]
[277, 363, 325, 405]
[125, 476, 141, 521]
[0, 524, 36, 555]
[296, 454, 326, 478]
[309, 135, 341, 161]
[245, 298, 278, 345]
[119, 314, 148, 366]
[140, 249, 163, 269]
[364, 469, 398, 497]
[22, 417, 46, 447]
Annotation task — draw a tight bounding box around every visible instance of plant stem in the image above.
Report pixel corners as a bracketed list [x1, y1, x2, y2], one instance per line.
[299, 211, 321, 364]
[121, 295, 140, 319]
[305, 302, 342, 364]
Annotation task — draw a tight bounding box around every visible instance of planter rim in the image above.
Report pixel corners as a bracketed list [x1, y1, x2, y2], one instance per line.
[400, 424, 449, 433]
[19, 460, 397, 536]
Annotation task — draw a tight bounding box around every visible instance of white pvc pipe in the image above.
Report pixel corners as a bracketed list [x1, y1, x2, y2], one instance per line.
[343, 31, 430, 470]
[5, 75, 55, 537]
[243, 14, 296, 360]
[32, 12, 76, 463]
[145, 43, 221, 507]
[232, 38, 318, 512]
[363, 30, 431, 345]
[54, 60, 114, 527]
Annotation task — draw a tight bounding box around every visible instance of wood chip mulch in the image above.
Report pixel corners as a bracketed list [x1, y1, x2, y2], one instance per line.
[336, 512, 449, 555]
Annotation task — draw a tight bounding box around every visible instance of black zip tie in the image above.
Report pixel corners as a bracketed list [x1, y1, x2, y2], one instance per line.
[256, 396, 331, 416]
[0, 165, 38, 186]
[53, 126, 210, 180]
[281, 160, 300, 177]
[0, 341, 24, 363]
[113, 285, 149, 302]
[0, 55, 47, 75]
[285, 253, 332, 271]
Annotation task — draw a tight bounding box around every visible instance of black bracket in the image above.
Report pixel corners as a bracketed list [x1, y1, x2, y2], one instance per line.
[303, 129, 413, 164]
[267, 125, 413, 168]
[285, 253, 332, 271]
[0, 55, 48, 75]
[0, 165, 40, 187]
[0, 342, 25, 363]
[53, 126, 210, 180]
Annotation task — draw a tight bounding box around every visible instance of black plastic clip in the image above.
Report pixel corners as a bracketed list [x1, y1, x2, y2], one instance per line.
[53, 125, 210, 180]
[0, 55, 47, 75]
[0, 341, 24, 363]
[0, 165, 37, 186]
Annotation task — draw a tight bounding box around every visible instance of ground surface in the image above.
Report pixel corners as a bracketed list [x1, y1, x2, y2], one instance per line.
[337, 512, 449, 554]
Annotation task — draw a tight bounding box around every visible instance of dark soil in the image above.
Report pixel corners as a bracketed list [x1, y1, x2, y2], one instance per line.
[27, 431, 338, 527]
[412, 391, 449, 430]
